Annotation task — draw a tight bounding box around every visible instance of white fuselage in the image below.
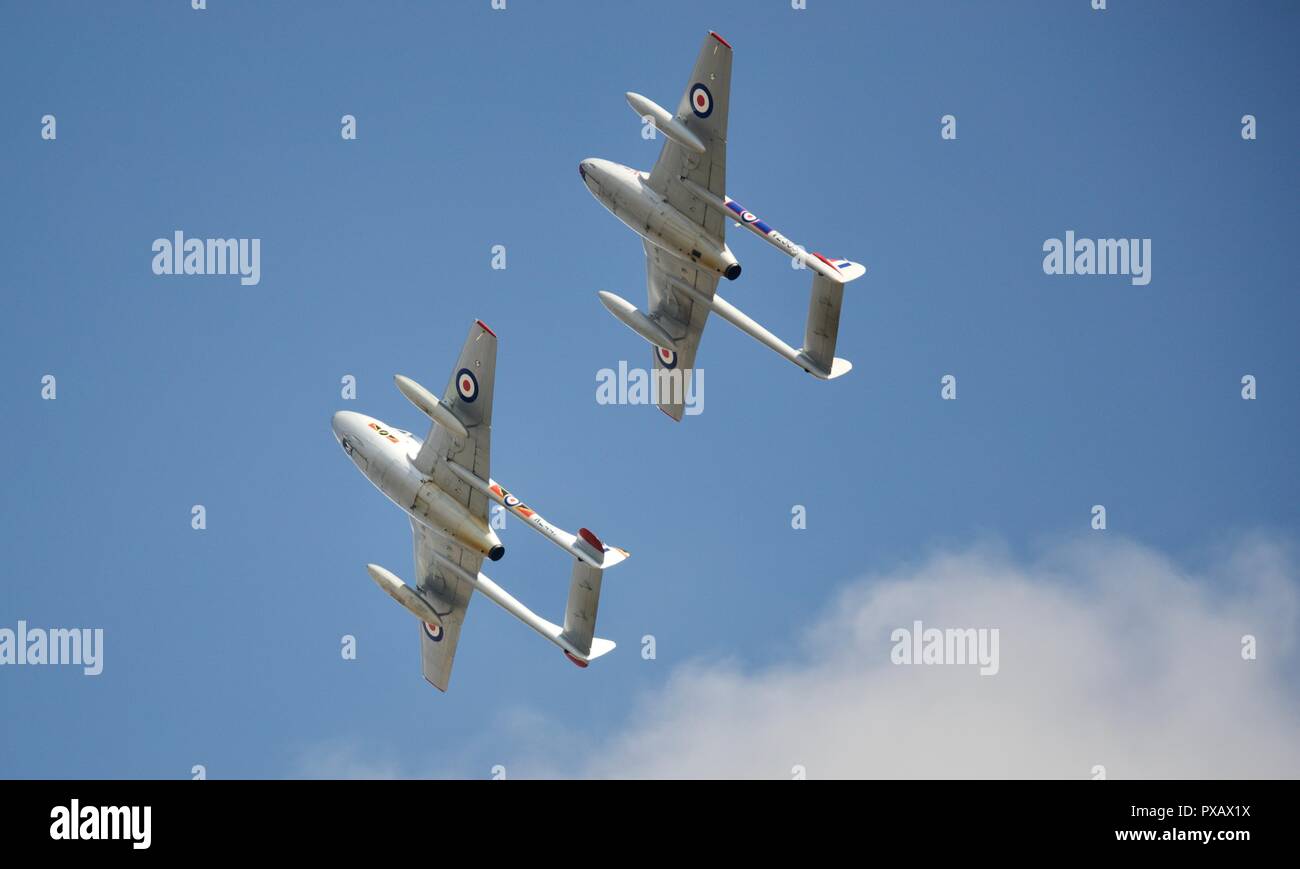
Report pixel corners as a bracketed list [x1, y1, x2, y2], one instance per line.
[331, 410, 503, 560]
[579, 158, 740, 281]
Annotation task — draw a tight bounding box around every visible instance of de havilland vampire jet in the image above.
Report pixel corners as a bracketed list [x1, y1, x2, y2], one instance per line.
[580, 31, 866, 420]
[331, 320, 628, 691]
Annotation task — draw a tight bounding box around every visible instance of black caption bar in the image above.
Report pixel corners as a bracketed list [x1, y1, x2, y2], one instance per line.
[0, 779, 1289, 854]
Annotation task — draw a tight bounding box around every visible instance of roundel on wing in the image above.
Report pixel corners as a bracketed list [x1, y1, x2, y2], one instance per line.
[689, 83, 713, 118]
[657, 346, 678, 370]
[423, 622, 444, 643]
[455, 368, 478, 403]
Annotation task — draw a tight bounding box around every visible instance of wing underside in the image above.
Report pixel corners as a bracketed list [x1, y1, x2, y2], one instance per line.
[413, 321, 496, 522]
[646, 31, 733, 243]
[408, 320, 499, 691]
[644, 239, 718, 421]
[413, 521, 483, 692]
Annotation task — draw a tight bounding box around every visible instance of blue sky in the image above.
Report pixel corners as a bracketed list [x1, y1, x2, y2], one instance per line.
[1, 1, 1297, 778]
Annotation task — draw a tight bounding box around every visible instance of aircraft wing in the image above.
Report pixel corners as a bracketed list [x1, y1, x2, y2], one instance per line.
[646, 31, 733, 245]
[412, 520, 483, 692]
[412, 320, 496, 522]
[644, 238, 717, 420]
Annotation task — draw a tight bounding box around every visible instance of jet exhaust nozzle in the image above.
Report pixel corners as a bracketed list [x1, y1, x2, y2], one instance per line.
[488, 545, 505, 562]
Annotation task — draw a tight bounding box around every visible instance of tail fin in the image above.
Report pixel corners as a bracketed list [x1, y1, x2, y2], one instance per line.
[800, 257, 865, 379]
[559, 528, 623, 662]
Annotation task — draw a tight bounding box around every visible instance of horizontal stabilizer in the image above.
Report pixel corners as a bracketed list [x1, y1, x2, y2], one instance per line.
[586, 637, 617, 661]
[810, 254, 866, 283]
[828, 357, 853, 379]
[800, 260, 863, 378]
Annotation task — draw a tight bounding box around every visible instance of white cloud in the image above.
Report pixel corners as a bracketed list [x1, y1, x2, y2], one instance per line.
[294, 738, 403, 780]
[574, 535, 1300, 779]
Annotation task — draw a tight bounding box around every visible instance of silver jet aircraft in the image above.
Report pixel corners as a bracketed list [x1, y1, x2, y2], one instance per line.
[580, 31, 865, 420]
[331, 320, 628, 691]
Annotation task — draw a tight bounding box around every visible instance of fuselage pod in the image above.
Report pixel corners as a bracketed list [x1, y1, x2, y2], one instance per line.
[579, 157, 740, 281]
[331, 410, 504, 561]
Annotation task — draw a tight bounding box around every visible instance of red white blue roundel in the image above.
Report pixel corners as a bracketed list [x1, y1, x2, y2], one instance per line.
[423, 622, 443, 642]
[503, 494, 521, 509]
[455, 368, 478, 403]
[740, 210, 758, 223]
[657, 346, 678, 369]
[689, 83, 713, 118]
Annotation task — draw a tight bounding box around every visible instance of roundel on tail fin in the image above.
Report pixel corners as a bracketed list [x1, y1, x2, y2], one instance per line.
[455, 368, 479, 402]
[689, 83, 713, 119]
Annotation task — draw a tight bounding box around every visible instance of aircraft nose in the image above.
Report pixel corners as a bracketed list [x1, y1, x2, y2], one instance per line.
[331, 410, 357, 441]
[578, 160, 588, 181]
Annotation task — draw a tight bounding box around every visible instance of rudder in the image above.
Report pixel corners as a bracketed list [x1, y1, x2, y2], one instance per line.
[801, 259, 864, 378]
[560, 528, 622, 661]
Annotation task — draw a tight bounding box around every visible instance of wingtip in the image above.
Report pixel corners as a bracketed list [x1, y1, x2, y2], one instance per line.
[656, 404, 684, 423]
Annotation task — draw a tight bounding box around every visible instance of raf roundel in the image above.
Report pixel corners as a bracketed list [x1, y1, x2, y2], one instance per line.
[741, 210, 758, 223]
[455, 368, 478, 403]
[503, 494, 521, 509]
[657, 346, 678, 370]
[423, 622, 444, 643]
[689, 83, 713, 118]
